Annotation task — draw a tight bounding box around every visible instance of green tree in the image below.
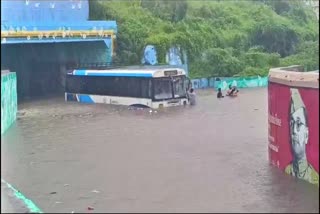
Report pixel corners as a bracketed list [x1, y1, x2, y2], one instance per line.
[90, 0, 319, 77]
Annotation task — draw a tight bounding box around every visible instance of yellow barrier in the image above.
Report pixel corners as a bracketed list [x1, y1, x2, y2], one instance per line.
[1, 30, 116, 38]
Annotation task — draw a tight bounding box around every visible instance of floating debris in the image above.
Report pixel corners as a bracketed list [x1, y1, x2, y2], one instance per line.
[87, 206, 94, 211]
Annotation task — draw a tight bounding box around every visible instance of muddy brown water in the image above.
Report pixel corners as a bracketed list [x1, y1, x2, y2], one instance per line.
[1, 88, 319, 213]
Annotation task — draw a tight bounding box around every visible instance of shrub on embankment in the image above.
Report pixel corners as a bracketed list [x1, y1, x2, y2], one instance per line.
[89, 0, 319, 78]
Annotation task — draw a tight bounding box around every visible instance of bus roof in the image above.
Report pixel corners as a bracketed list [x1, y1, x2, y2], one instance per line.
[71, 67, 186, 78]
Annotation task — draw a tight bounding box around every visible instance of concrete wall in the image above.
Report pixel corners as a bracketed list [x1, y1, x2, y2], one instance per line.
[268, 66, 319, 186]
[1, 71, 17, 135]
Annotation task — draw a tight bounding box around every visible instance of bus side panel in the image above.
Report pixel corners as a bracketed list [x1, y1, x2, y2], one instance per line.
[89, 95, 152, 107]
[65, 93, 77, 102]
[66, 93, 153, 107]
[151, 98, 188, 109]
[66, 93, 188, 109]
[65, 93, 94, 104]
[77, 94, 94, 103]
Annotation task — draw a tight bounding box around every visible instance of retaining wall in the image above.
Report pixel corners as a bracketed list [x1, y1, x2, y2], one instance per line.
[190, 76, 268, 90]
[1, 71, 17, 135]
[268, 66, 319, 186]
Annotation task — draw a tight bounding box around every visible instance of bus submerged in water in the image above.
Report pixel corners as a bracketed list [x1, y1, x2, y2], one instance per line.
[65, 66, 190, 109]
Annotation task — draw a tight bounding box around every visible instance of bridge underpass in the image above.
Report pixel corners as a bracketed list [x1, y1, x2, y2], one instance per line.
[1, 41, 111, 102]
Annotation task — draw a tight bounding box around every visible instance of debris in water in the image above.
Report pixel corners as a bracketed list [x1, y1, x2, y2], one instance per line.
[55, 201, 63, 204]
[85, 112, 93, 117]
[64, 184, 70, 187]
[87, 206, 94, 211]
[91, 190, 100, 193]
[18, 111, 26, 116]
[254, 108, 259, 111]
[50, 191, 57, 194]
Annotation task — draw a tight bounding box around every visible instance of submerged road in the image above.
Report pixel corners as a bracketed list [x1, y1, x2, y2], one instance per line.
[1, 88, 319, 213]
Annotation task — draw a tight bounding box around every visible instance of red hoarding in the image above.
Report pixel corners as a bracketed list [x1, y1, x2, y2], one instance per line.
[268, 82, 319, 185]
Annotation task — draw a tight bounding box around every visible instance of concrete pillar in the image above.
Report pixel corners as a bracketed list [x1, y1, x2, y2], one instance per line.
[268, 67, 319, 186]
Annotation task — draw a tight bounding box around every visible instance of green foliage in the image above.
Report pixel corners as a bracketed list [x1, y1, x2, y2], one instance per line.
[235, 67, 270, 77]
[244, 48, 281, 68]
[280, 40, 319, 71]
[89, 0, 319, 77]
[189, 48, 245, 78]
[141, 0, 188, 23]
[250, 21, 299, 57]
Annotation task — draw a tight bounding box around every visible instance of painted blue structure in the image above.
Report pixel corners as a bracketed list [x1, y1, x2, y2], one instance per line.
[1, 0, 117, 100]
[141, 45, 189, 76]
[1, 0, 117, 61]
[166, 47, 182, 66]
[166, 46, 189, 76]
[1, 0, 89, 23]
[141, 45, 158, 66]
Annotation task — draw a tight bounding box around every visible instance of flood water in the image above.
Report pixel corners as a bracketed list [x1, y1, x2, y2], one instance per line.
[1, 88, 319, 213]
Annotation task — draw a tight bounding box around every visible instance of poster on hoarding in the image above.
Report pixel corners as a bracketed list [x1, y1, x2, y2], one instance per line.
[268, 82, 319, 185]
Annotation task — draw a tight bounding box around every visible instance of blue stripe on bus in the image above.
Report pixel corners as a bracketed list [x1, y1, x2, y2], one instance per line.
[78, 94, 94, 103]
[73, 70, 87, 75]
[86, 73, 153, 77]
[72, 70, 153, 77]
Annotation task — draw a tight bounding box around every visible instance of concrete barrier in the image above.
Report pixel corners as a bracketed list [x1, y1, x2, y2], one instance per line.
[268, 66, 319, 186]
[1, 71, 17, 135]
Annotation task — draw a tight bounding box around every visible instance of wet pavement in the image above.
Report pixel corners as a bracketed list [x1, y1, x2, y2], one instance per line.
[1, 88, 319, 213]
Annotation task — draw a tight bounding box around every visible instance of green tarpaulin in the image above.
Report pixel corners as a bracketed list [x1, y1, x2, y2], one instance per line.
[190, 76, 268, 90]
[1, 72, 17, 135]
[215, 76, 268, 90]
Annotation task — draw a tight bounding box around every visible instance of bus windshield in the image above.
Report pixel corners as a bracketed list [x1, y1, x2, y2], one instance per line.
[172, 76, 186, 98]
[153, 76, 187, 100]
[154, 78, 173, 100]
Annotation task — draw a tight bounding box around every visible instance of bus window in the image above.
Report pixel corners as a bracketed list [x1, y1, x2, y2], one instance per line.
[66, 75, 86, 94]
[140, 79, 152, 99]
[154, 79, 173, 100]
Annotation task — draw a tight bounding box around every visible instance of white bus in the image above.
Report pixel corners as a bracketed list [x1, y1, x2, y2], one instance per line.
[65, 66, 190, 108]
